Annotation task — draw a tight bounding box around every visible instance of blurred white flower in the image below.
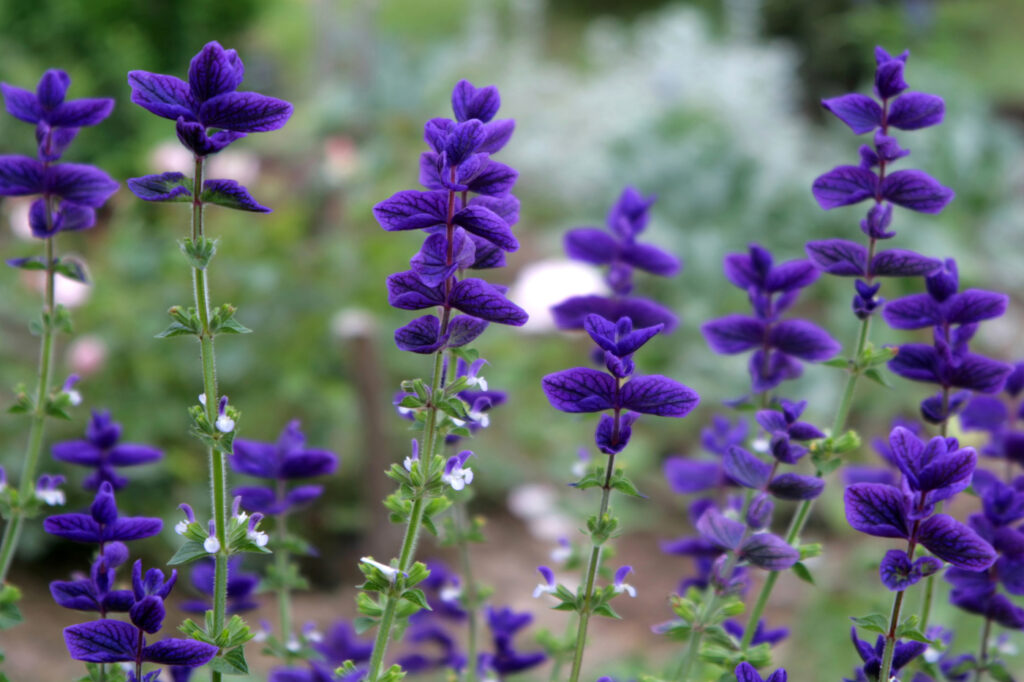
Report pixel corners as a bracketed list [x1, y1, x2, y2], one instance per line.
[508, 260, 607, 333]
[67, 335, 108, 376]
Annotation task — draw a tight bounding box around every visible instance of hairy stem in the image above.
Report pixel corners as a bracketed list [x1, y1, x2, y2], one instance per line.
[275, 501, 294, 659]
[0, 226, 59, 584]
[568, 445, 618, 682]
[454, 501, 480, 682]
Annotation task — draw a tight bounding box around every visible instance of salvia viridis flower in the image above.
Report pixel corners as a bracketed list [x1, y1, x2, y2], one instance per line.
[52, 410, 163, 490]
[883, 258, 1013, 424]
[179, 557, 260, 615]
[374, 79, 527, 353]
[477, 607, 546, 677]
[552, 187, 680, 332]
[808, 47, 953, 318]
[230, 420, 338, 515]
[44, 481, 162, 544]
[702, 243, 840, 392]
[959, 361, 1024, 465]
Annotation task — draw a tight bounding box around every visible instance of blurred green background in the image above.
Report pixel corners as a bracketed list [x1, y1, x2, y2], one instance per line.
[2, 0, 1024, 679]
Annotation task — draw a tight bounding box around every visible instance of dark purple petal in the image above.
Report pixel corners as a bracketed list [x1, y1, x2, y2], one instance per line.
[888, 344, 941, 384]
[128, 71, 194, 121]
[0, 155, 44, 196]
[723, 446, 772, 489]
[946, 290, 1008, 326]
[44, 513, 102, 543]
[102, 591, 135, 613]
[552, 295, 678, 333]
[48, 98, 114, 128]
[755, 410, 787, 434]
[769, 320, 840, 361]
[450, 278, 528, 326]
[453, 205, 518, 251]
[108, 444, 163, 467]
[620, 243, 680, 276]
[466, 160, 517, 196]
[106, 517, 163, 543]
[870, 250, 942, 277]
[233, 485, 280, 515]
[734, 662, 762, 682]
[394, 315, 447, 354]
[821, 94, 883, 134]
[126, 172, 192, 202]
[879, 550, 921, 591]
[918, 449, 976, 503]
[52, 440, 102, 466]
[440, 120, 484, 165]
[50, 579, 100, 611]
[880, 170, 954, 214]
[188, 41, 245, 101]
[386, 270, 445, 310]
[447, 316, 488, 347]
[620, 375, 699, 417]
[739, 533, 799, 570]
[723, 251, 765, 289]
[766, 260, 818, 292]
[477, 119, 515, 154]
[844, 483, 910, 538]
[130, 595, 166, 634]
[38, 73, 72, 109]
[1, 83, 42, 123]
[875, 60, 908, 99]
[811, 166, 878, 209]
[47, 164, 118, 207]
[230, 439, 278, 478]
[767, 473, 825, 500]
[564, 228, 619, 265]
[373, 189, 447, 231]
[281, 450, 337, 479]
[201, 179, 270, 212]
[882, 294, 942, 329]
[804, 239, 868, 276]
[888, 92, 944, 131]
[198, 91, 292, 132]
[595, 411, 638, 455]
[64, 620, 139, 663]
[176, 118, 246, 156]
[143, 639, 219, 667]
[960, 396, 1007, 432]
[701, 315, 765, 354]
[451, 80, 500, 123]
[663, 458, 722, 494]
[541, 367, 616, 413]
[284, 485, 324, 509]
[918, 514, 996, 570]
[951, 354, 1013, 394]
[696, 508, 745, 550]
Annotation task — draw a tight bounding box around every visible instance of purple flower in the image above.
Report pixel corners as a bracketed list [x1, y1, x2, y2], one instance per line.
[755, 399, 825, 464]
[52, 410, 163, 491]
[735, 662, 787, 682]
[2, 69, 114, 161]
[552, 187, 679, 333]
[723, 619, 788, 648]
[179, 557, 260, 614]
[847, 626, 926, 681]
[43, 481, 162, 545]
[230, 420, 338, 515]
[128, 41, 292, 156]
[702, 244, 839, 392]
[477, 607, 546, 677]
[50, 542, 134, 615]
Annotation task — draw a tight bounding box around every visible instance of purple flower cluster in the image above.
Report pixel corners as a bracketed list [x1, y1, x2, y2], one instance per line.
[268, 621, 374, 682]
[945, 470, 1024, 629]
[884, 259, 1013, 424]
[960, 363, 1024, 466]
[230, 420, 338, 515]
[374, 80, 527, 353]
[809, 47, 953, 316]
[52, 410, 163, 490]
[127, 40, 292, 210]
[0, 70, 117, 239]
[551, 187, 679, 332]
[477, 606, 546, 678]
[180, 557, 260, 615]
[702, 244, 840, 393]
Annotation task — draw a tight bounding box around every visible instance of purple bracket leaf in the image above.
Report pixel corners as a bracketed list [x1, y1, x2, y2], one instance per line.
[740, 533, 799, 571]
[812, 166, 878, 209]
[620, 375, 699, 417]
[696, 508, 745, 551]
[201, 179, 270, 213]
[541, 367, 616, 413]
[918, 514, 996, 570]
[822, 94, 883, 134]
[126, 172, 192, 203]
[880, 170, 954, 214]
[844, 483, 910, 539]
[723, 446, 772, 489]
[805, 240, 868, 277]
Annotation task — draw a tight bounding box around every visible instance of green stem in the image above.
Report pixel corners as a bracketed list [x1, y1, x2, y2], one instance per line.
[0, 232, 59, 584]
[187, 156, 229, 682]
[975, 616, 992, 682]
[549, 615, 579, 682]
[275, 502, 294, 659]
[454, 502, 479, 682]
[739, 315, 872, 650]
[365, 348, 447, 681]
[568, 450, 617, 682]
[878, 589, 906, 682]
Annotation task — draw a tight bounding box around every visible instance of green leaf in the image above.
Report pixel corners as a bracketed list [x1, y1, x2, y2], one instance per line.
[54, 258, 88, 283]
[209, 647, 249, 675]
[200, 182, 270, 212]
[609, 470, 644, 498]
[790, 561, 815, 585]
[592, 603, 621, 619]
[823, 358, 851, 369]
[0, 585, 23, 630]
[353, 616, 377, 635]
[863, 368, 891, 387]
[987, 661, 1014, 682]
[180, 237, 218, 270]
[401, 588, 431, 612]
[167, 540, 211, 566]
[850, 613, 889, 635]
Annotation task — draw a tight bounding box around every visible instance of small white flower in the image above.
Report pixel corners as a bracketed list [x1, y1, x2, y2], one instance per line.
[397, 405, 413, 417]
[451, 417, 466, 427]
[361, 556, 401, 583]
[37, 488, 65, 506]
[304, 627, 323, 644]
[571, 460, 588, 478]
[248, 529, 269, 547]
[252, 629, 268, 643]
[216, 414, 235, 433]
[550, 538, 572, 564]
[467, 375, 488, 391]
[286, 637, 300, 653]
[204, 536, 221, 553]
[440, 584, 462, 602]
[174, 520, 189, 536]
[532, 566, 557, 599]
[403, 456, 415, 472]
[65, 389, 82, 406]
[198, 393, 207, 406]
[751, 437, 770, 454]
[443, 465, 474, 491]
[467, 409, 489, 428]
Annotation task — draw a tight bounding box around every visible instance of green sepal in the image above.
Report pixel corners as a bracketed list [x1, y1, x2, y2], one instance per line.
[180, 236, 218, 270]
[0, 585, 24, 629]
[167, 540, 211, 566]
[157, 305, 201, 338]
[850, 612, 889, 635]
[609, 469, 644, 498]
[356, 591, 383, 617]
[592, 603, 621, 619]
[449, 346, 479, 365]
[798, 543, 822, 560]
[210, 646, 249, 675]
[894, 615, 937, 644]
[353, 616, 377, 635]
[7, 384, 32, 415]
[790, 561, 815, 585]
[863, 368, 891, 387]
[702, 624, 739, 650]
[210, 303, 252, 335]
[401, 588, 431, 612]
[823, 357, 852, 369]
[586, 512, 619, 545]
